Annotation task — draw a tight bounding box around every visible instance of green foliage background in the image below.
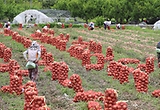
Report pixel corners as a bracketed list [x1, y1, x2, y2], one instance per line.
[0, 0, 160, 24]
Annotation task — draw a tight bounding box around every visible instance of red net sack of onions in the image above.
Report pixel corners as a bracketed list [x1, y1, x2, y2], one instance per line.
[118, 58, 140, 65]
[11, 32, 18, 40]
[23, 38, 32, 48]
[96, 42, 102, 53]
[0, 43, 6, 58]
[118, 64, 130, 84]
[50, 37, 57, 46]
[145, 57, 154, 74]
[24, 86, 38, 110]
[89, 40, 97, 53]
[1, 85, 10, 93]
[73, 90, 104, 102]
[70, 74, 84, 93]
[133, 69, 149, 92]
[40, 45, 47, 60]
[105, 46, 114, 62]
[31, 96, 47, 110]
[50, 62, 61, 80]
[0, 63, 9, 72]
[42, 28, 48, 33]
[75, 46, 85, 60]
[3, 47, 12, 62]
[65, 33, 70, 41]
[3, 28, 9, 36]
[14, 70, 23, 85]
[67, 45, 75, 57]
[104, 88, 118, 110]
[107, 61, 116, 76]
[152, 89, 160, 98]
[107, 61, 122, 80]
[58, 62, 69, 85]
[136, 73, 149, 92]
[44, 52, 54, 66]
[61, 79, 72, 87]
[49, 29, 54, 35]
[113, 101, 128, 110]
[137, 63, 146, 71]
[58, 40, 67, 51]
[87, 101, 102, 110]
[8, 59, 18, 75]
[20, 69, 29, 76]
[9, 65, 20, 77]
[94, 64, 104, 71]
[132, 68, 143, 87]
[23, 81, 37, 90]
[82, 49, 91, 66]
[10, 75, 23, 95]
[92, 53, 105, 65]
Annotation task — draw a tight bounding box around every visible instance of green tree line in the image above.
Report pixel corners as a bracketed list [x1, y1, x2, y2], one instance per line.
[0, 0, 160, 24]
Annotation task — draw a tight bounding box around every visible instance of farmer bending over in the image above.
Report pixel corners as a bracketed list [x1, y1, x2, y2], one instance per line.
[116, 23, 121, 29]
[23, 41, 41, 82]
[89, 22, 94, 30]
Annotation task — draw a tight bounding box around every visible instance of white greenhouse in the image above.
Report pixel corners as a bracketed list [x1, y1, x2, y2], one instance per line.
[12, 9, 53, 25]
[153, 20, 160, 30]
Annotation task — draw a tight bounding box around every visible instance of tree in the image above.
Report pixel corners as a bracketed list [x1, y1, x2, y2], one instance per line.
[53, 0, 69, 10]
[42, 0, 57, 9]
[0, 0, 5, 20]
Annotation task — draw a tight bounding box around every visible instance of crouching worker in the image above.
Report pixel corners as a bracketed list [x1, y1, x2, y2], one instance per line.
[23, 41, 41, 82]
[116, 23, 121, 29]
[156, 42, 160, 67]
[89, 22, 94, 30]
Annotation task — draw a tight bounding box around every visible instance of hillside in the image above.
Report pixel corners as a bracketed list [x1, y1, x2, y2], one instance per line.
[0, 26, 160, 110]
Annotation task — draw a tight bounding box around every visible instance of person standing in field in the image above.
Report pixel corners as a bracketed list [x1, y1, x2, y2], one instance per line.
[23, 41, 41, 82]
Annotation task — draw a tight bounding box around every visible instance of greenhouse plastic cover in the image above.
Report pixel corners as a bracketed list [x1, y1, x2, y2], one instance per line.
[12, 9, 53, 24]
[153, 20, 160, 30]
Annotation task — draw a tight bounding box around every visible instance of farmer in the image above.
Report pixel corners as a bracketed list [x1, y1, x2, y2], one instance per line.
[116, 23, 121, 29]
[156, 42, 160, 64]
[104, 21, 107, 30]
[3, 22, 11, 29]
[23, 41, 41, 82]
[89, 22, 94, 30]
[104, 20, 111, 30]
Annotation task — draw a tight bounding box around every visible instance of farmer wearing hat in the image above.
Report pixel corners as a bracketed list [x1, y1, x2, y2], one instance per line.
[23, 41, 41, 82]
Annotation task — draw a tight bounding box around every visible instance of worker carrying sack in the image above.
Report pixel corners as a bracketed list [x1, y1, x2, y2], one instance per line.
[26, 61, 36, 69]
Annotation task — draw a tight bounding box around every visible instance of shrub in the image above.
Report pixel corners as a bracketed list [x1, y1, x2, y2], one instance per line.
[93, 16, 104, 27]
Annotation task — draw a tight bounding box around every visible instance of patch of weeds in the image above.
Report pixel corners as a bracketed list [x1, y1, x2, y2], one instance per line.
[113, 43, 126, 54]
[39, 74, 44, 81]
[76, 101, 88, 110]
[56, 84, 75, 97]
[72, 36, 78, 40]
[90, 55, 97, 64]
[45, 71, 52, 77]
